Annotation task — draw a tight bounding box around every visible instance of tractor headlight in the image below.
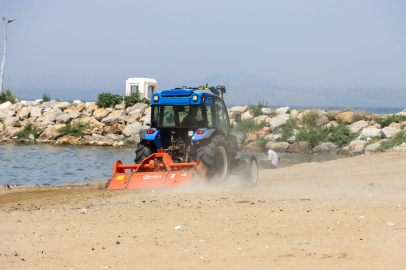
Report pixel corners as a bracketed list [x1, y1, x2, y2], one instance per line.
[192, 95, 198, 101]
[153, 95, 159, 101]
[188, 131, 194, 137]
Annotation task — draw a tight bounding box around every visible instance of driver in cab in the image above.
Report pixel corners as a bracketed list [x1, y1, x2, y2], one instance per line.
[181, 107, 198, 127]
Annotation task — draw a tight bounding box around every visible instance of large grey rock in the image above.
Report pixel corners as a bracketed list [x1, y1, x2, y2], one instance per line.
[312, 142, 339, 154]
[73, 100, 83, 106]
[269, 114, 290, 129]
[40, 101, 56, 110]
[17, 106, 33, 119]
[101, 110, 127, 125]
[102, 123, 125, 135]
[265, 142, 290, 152]
[341, 140, 367, 155]
[0, 101, 12, 109]
[349, 120, 369, 133]
[365, 141, 383, 155]
[93, 108, 112, 121]
[0, 108, 14, 118]
[123, 122, 143, 136]
[53, 101, 72, 111]
[126, 103, 149, 114]
[0, 126, 22, 139]
[125, 113, 142, 124]
[290, 109, 299, 119]
[56, 112, 80, 124]
[382, 127, 400, 139]
[276, 106, 290, 115]
[261, 108, 273, 115]
[30, 107, 43, 117]
[139, 114, 151, 125]
[37, 108, 63, 123]
[229, 105, 247, 113]
[402, 121, 406, 130]
[4, 116, 19, 127]
[253, 115, 271, 125]
[115, 102, 126, 110]
[393, 142, 406, 151]
[106, 134, 124, 141]
[287, 142, 312, 153]
[242, 142, 262, 152]
[264, 133, 282, 141]
[315, 115, 329, 127]
[241, 110, 253, 120]
[287, 136, 296, 144]
[9, 103, 24, 112]
[124, 134, 141, 146]
[21, 100, 40, 106]
[37, 124, 66, 141]
[361, 127, 382, 138]
[0, 122, 3, 132]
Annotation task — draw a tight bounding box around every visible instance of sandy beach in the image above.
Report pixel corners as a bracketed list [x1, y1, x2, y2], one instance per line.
[1, 151, 406, 270]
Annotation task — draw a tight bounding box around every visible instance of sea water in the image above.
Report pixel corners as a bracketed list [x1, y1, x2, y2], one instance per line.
[0, 143, 347, 186]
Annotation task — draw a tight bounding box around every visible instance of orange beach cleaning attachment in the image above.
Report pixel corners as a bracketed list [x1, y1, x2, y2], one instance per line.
[107, 150, 206, 189]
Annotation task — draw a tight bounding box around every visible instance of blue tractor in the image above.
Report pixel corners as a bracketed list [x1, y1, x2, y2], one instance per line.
[133, 85, 259, 187]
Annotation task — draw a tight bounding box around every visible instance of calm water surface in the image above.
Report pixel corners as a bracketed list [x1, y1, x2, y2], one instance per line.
[0, 143, 347, 186]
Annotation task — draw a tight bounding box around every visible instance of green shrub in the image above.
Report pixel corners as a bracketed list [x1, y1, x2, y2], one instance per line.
[124, 92, 150, 107]
[15, 123, 42, 139]
[96, 93, 123, 108]
[295, 126, 326, 147]
[248, 100, 269, 117]
[376, 115, 406, 128]
[0, 89, 18, 104]
[300, 110, 320, 126]
[42, 93, 51, 102]
[255, 136, 268, 148]
[295, 124, 358, 148]
[375, 131, 406, 152]
[273, 118, 297, 141]
[232, 118, 268, 133]
[326, 111, 338, 121]
[325, 124, 359, 148]
[58, 121, 90, 137]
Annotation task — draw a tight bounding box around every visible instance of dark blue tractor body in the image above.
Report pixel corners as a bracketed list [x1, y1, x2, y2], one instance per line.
[135, 85, 257, 185]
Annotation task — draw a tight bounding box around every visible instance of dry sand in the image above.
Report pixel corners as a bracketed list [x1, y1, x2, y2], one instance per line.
[1, 151, 406, 269]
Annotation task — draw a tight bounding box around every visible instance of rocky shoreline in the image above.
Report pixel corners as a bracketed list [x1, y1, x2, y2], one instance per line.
[1, 100, 405, 155]
[228, 105, 406, 155]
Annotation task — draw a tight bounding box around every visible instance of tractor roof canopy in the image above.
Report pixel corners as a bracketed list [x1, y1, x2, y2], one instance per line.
[151, 86, 226, 106]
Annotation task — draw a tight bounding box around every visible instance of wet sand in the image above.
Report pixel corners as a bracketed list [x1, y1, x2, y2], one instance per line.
[1, 151, 406, 269]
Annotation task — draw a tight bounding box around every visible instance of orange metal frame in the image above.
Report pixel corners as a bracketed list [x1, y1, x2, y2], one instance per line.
[108, 150, 206, 189]
[113, 149, 205, 175]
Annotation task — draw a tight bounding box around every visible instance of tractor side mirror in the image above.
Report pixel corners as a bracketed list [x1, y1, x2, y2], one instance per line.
[235, 113, 241, 123]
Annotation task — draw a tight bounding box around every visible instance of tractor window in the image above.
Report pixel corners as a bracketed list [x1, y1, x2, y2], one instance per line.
[215, 99, 229, 130]
[205, 98, 229, 131]
[152, 105, 204, 127]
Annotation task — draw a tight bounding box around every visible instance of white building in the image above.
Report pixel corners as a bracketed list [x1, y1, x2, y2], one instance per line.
[125, 78, 157, 99]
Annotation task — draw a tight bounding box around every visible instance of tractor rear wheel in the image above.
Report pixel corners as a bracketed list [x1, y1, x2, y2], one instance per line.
[196, 135, 229, 183]
[238, 154, 258, 188]
[134, 140, 154, 164]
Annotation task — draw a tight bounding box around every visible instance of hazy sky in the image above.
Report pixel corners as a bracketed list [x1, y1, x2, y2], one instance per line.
[1, 0, 406, 107]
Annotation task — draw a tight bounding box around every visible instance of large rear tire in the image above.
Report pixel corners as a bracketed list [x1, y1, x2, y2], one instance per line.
[196, 135, 229, 183]
[134, 140, 154, 164]
[238, 154, 258, 188]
